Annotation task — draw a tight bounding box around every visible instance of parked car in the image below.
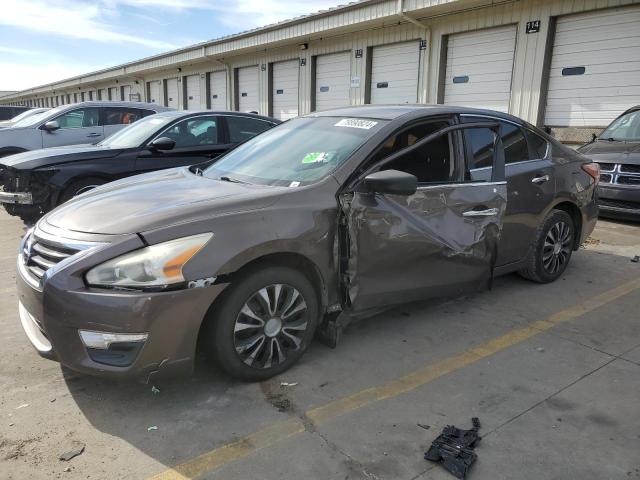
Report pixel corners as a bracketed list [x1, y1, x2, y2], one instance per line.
[0, 111, 279, 221]
[0, 105, 31, 121]
[0, 101, 172, 158]
[0, 108, 49, 129]
[15, 105, 599, 382]
[577, 106, 640, 220]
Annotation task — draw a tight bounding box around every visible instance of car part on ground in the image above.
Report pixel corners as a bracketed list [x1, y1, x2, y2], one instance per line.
[0, 111, 279, 221]
[424, 417, 481, 479]
[578, 106, 640, 221]
[14, 105, 598, 381]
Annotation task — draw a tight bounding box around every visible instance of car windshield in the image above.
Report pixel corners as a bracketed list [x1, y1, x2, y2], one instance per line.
[12, 105, 67, 128]
[599, 109, 640, 141]
[8, 108, 48, 123]
[98, 113, 179, 148]
[204, 116, 387, 186]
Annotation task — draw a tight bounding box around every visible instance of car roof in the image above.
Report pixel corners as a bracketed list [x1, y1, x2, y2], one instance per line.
[306, 104, 527, 124]
[56, 101, 172, 111]
[151, 110, 280, 122]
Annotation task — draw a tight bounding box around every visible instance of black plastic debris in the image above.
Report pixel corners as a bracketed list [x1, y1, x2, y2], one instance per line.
[631, 255, 639, 263]
[424, 417, 481, 479]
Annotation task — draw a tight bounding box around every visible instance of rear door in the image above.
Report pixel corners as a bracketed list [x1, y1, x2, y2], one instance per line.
[135, 115, 229, 173]
[41, 107, 103, 147]
[341, 119, 507, 312]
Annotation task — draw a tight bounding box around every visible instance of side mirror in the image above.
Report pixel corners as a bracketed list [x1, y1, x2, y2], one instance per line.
[362, 170, 417, 196]
[43, 120, 59, 132]
[148, 137, 176, 151]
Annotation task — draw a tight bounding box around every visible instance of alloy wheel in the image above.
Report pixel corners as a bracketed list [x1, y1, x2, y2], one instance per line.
[542, 221, 572, 275]
[233, 284, 308, 369]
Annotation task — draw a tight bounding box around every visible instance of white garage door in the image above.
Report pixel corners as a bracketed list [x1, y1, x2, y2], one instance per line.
[122, 85, 132, 102]
[544, 6, 640, 127]
[147, 81, 161, 104]
[208, 71, 227, 110]
[185, 74, 202, 110]
[444, 25, 517, 112]
[237, 66, 259, 113]
[98, 88, 107, 101]
[166, 78, 179, 109]
[272, 59, 299, 120]
[108, 87, 118, 101]
[315, 51, 351, 111]
[370, 41, 421, 104]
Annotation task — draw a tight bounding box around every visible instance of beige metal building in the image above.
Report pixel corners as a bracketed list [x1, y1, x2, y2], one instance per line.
[2, 0, 639, 143]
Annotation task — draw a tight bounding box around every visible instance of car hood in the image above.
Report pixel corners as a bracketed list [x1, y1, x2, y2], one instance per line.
[578, 141, 640, 164]
[0, 145, 121, 170]
[43, 167, 284, 235]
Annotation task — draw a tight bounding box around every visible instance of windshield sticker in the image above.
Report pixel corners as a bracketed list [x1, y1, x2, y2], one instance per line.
[334, 118, 378, 130]
[302, 152, 331, 164]
[289, 181, 301, 188]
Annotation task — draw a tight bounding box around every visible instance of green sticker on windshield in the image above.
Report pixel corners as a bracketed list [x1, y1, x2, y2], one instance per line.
[302, 152, 330, 164]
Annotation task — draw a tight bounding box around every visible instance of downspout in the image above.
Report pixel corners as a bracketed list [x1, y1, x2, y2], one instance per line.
[397, 0, 429, 28]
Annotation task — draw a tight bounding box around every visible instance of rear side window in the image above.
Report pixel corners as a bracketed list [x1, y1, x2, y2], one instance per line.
[226, 116, 272, 143]
[465, 128, 495, 170]
[499, 121, 529, 164]
[162, 116, 219, 148]
[525, 130, 548, 159]
[103, 107, 143, 126]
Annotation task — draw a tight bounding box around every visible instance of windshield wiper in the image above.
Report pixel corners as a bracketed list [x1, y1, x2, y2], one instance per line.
[219, 175, 247, 184]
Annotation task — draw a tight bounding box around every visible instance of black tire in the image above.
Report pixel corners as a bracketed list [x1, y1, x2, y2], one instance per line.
[519, 209, 575, 283]
[58, 178, 106, 205]
[210, 266, 319, 381]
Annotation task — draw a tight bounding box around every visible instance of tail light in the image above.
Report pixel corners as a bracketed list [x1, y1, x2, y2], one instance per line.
[582, 162, 600, 186]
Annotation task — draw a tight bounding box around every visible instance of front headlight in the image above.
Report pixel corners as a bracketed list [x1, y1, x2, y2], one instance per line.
[85, 233, 213, 289]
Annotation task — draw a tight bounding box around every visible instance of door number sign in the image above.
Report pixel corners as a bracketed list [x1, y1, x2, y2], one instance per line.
[526, 20, 541, 34]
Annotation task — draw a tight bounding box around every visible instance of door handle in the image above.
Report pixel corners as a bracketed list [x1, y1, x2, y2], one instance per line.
[463, 208, 499, 217]
[531, 174, 550, 184]
[86, 133, 101, 138]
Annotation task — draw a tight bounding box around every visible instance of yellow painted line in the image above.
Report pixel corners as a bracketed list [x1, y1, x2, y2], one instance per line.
[148, 277, 640, 480]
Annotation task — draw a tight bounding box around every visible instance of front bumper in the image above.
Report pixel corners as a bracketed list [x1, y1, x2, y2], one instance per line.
[15, 227, 227, 381]
[597, 184, 640, 220]
[0, 190, 33, 205]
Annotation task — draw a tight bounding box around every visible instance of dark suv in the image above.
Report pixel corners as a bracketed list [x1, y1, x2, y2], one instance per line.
[15, 106, 599, 382]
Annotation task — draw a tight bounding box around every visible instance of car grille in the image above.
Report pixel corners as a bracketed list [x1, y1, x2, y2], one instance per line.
[22, 234, 81, 282]
[598, 198, 640, 210]
[596, 162, 640, 187]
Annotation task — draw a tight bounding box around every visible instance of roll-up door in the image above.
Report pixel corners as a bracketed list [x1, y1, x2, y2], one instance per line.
[237, 66, 259, 113]
[315, 51, 350, 111]
[185, 74, 201, 110]
[98, 88, 107, 101]
[443, 25, 517, 112]
[208, 70, 227, 110]
[272, 59, 299, 120]
[122, 85, 132, 102]
[370, 41, 421, 104]
[166, 78, 179, 109]
[108, 87, 118, 101]
[147, 81, 161, 104]
[544, 6, 640, 127]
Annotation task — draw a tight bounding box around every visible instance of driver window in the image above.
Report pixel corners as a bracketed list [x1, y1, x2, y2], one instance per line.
[54, 108, 100, 129]
[376, 121, 456, 184]
[162, 117, 219, 148]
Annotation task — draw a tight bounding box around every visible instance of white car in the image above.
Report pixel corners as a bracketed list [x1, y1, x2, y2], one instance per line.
[0, 108, 50, 129]
[0, 101, 173, 158]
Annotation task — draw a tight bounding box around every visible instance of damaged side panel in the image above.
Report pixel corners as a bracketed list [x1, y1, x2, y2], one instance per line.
[340, 183, 507, 312]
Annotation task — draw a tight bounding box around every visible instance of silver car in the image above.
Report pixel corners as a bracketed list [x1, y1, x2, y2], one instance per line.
[0, 108, 50, 129]
[0, 101, 173, 158]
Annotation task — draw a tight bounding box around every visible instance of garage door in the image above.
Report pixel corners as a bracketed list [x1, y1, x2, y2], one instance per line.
[147, 81, 161, 104]
[237, 66, 259, 113]
[208, 71, 227, 110]
[443, 25, 517, 112]
[98, 88, 107, 101]
[370, 41, 421, 104]
[544, 6, 640, 127]
[122, 85, 132, 102]
[315, 51, 351, 111]
[272, 59, 299, 120]
[108, 87, 118, 101]
[185, 74, 201, 110]
[166, 78, 179, 109]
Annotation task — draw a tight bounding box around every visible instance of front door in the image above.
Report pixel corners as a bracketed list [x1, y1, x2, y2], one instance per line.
[41, 107, 104, 148]
[341, 120, 507, 312]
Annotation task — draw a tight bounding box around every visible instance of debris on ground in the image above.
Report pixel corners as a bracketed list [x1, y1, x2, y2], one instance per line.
[147, 426, 158, 431]
[58, 444, 85, 461]
[417, 423, 431, 430]
[631, 255, 639, 263]
[581, 237, 601, 248]
[64, 467, 71, 472]
[151, 386, 160, 394]
[536, 347, 545, 352]
[424, 417, 481, 479]
[280, 382, 298, 387]
[272, 398, 291, 412]
[15, 404, 29, 410]
[319, 382, 329, 388]
[50, 398, 56, 403]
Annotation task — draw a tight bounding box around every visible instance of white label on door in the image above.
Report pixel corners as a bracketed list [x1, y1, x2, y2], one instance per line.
[334, 118, 377, 129]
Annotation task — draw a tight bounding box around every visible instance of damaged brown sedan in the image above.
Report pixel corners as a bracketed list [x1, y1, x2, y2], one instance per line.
[15, 106, 599, 382]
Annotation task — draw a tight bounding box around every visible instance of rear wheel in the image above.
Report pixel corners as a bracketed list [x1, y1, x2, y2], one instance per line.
[58, 178, 106, 206]
[210, 266, 319, 381]
[519, 209, 575, 283]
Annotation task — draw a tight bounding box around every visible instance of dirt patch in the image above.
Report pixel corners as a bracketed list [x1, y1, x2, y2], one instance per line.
[260, 382, 293, 413]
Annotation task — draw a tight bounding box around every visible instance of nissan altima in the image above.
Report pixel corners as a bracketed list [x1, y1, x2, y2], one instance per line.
[15, 105, 599, 382]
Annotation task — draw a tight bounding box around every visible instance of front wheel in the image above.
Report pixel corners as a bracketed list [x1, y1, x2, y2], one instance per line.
[58, 177, 107, 206]
[519, 209, 575, 283]
[210, 266, 319, 381]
